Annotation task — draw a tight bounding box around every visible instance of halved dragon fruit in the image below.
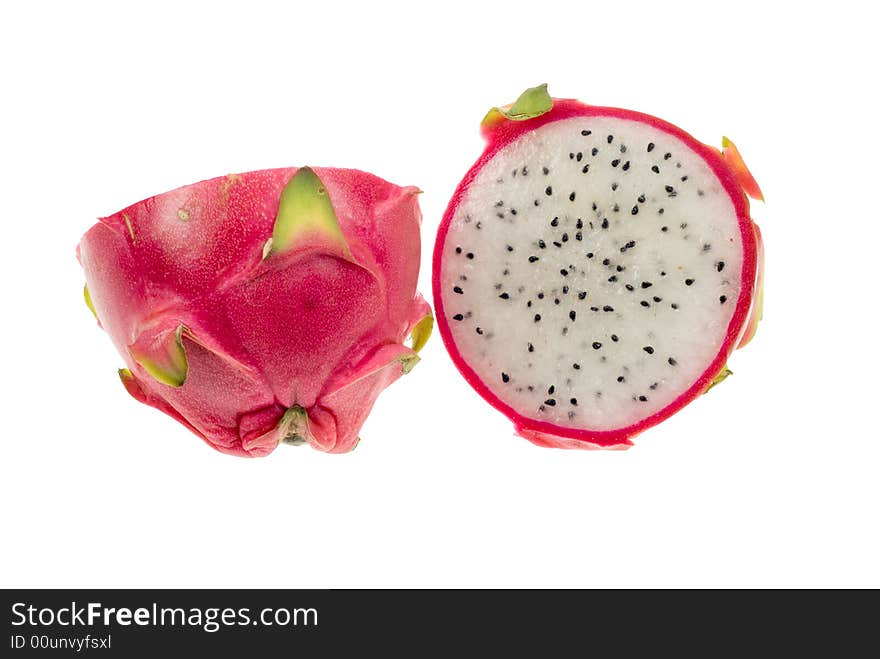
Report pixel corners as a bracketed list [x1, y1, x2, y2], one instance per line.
[79, 167, 432, 456]
[434, 85, 763, 449]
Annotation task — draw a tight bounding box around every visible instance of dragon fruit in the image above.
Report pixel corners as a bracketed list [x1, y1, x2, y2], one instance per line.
[433, 85, 763, 449]
[78, 166, 432, 456]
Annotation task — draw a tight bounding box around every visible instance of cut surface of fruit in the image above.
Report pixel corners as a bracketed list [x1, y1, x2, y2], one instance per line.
[434, 90, 760, 449]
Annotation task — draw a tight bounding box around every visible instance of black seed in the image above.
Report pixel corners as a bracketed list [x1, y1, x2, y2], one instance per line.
[545, 186, 553, 196]
[607, 135, 614, 143]
[542, 166, 550, 175]
[613, 204, 620, 212]
[643, 346, 654, 354]
[681, 175, 688, 181]
[548, 385, 555, 395]
[661, 226, 669, 232]
[702, 243, 711, 252]
[652, 165, 660, 174]
[616, 264, 625, 271]
[553, 241, 562, 248]
[562, 233, 569, 242]
[602, 258, 610, 266]
[717, 261, 725, 272]
[529, 256, 539, 263]
[569, 152, 574, 160]
[528, 343, 534, 352]
[647, 142, 655, 152]
[545, 399, 556, 406]
[720, 295, 728, 304]
[620, 144, 627, 153]
[499, 293, 509, 300]
[537, 293, 544, 299]
[501, 372, 510, 383]
[560, 269, 569, 277]
[507, 245, 514, 252]
[522, 167, 528, 176]
[650, 382, 658, 390]
[475, 327, 483, 335]
[641, 300, 650, 307]
[671, 303, 679, 309]
[592, 202, 598, 211]
[578, 291, 587, 300]
[510, 209, 517, 216]
[653, 296, 662, 303]
[452, 314, 464, 321]
[603, 305, 614, 312]
[453, 286, 463, 294]
[665, 185, 674, 193]
[601, 218, 609, 229]
[570, 397, 578, 405]
[664, 152, 672, 160]
[572, 364, 580, 370]
[576, 152, 583, 162]
[685, 278, 695, 286]
[612, 159, 620, 167]
[581, 129, 591, 136]
[554, 298, 560, 305]
[631, 205, 639, 215]
[617, 376, 625, 383]
[638, 195, 646, 204]
[592, 147, 599, 156]
[641, 281, 653, 289]
[455, 246, 462, 254]
[576, 231, 583, 241]
[590, 306, 599, 311]
[622, 161, 631, 171]
[639, 395, 648, 402]
[534, 199, 540, 206]
[476, 222, 482, 229]
[466, 252, 474, 259]
[611, 182, 619, 191]
[551, 217, 559, 227]
[626, 284, 635, 291]
[660, 271, 667, 276]
[563, 285, 569, 294]
[538, 239, 546, 249]
[582, 164, 590, 173]
[527, 300, 532, 308]
[611, 334, 619, 342]
[569, 310, 577, 321]
[668, 357, 677, 366]
[593, 342, 602, 350]
[586, 252, 594, 259]
[680, 222, 688, 229]
[608, 275, 618, 282]
[503, 269, 510, 275]
[534, 314, 541, 322]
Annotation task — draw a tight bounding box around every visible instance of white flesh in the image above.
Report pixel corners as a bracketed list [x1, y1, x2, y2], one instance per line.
[440, 117, 743, 431]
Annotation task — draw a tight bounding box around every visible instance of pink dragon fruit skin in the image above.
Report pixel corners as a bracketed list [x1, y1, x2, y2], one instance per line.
[78, 166, 433, 457]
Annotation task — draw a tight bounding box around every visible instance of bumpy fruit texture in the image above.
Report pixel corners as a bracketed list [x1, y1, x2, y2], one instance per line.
[434, 85, 764, 449]
[79, 167, 432, 456]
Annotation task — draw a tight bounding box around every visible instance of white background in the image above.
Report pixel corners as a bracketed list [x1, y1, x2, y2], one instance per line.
[1, 0, 877, 588]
